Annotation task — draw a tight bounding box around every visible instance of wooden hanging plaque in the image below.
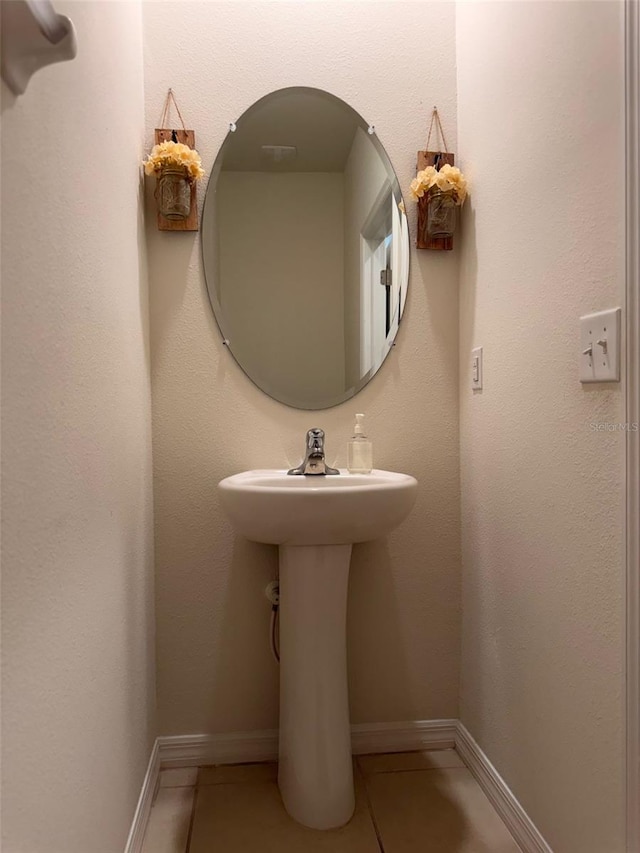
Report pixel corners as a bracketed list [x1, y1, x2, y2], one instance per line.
[154, 128, 199, 232]
[416, 151, 454, 251]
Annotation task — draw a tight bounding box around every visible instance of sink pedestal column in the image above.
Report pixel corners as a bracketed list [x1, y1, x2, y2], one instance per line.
[278, 543, 355, 830]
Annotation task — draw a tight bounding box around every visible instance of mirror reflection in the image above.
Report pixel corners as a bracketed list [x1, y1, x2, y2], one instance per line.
[202, 87, 410, 410]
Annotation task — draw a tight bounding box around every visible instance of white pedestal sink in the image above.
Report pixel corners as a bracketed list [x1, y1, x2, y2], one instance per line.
[218, 468, 417, 829]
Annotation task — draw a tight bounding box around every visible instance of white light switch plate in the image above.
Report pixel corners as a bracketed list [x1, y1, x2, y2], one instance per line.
[580, 308, 621, 383]
[471, 347, 483, 390]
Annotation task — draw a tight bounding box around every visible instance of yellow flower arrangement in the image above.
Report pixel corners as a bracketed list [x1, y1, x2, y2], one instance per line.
[410, 164, 467, 205]
[143, 140, 205, 182]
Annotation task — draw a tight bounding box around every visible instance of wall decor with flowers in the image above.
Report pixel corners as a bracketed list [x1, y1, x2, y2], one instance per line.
[410, 107, 467, 250]
[143, 89, 205, 232]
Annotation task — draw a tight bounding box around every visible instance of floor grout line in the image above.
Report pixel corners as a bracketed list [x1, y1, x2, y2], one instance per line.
[355, 758, 387, 853]
[183, 784, 199, 853]
[361, 766, 467, 776]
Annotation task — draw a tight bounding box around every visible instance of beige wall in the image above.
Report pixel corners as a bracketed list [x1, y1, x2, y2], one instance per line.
[1, 2, 629, 849]
[456, 2, 626, 851]
[1, 3, 155, 852]
[216, 171, 345, 406]
[144, 0, 461, 736]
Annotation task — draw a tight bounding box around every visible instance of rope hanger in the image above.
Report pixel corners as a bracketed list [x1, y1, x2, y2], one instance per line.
[425, 106, 450, 154]
[160, 88, 187, 140]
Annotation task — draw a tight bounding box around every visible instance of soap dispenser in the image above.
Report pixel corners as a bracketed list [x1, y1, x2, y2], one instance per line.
[347, 413, 373, 474]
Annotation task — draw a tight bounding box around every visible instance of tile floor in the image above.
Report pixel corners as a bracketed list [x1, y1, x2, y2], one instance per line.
[141, 750, 522, 852]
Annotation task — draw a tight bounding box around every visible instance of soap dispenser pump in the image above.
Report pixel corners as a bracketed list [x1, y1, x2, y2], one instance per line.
[347, 413, 373, 474]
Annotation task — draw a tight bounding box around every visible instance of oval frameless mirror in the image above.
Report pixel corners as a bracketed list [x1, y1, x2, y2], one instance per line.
[202, 87, 410, 410]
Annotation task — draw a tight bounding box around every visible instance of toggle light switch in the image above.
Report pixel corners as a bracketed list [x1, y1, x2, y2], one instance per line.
[580, 308, 621, 383]
[471, 347, 483, 390]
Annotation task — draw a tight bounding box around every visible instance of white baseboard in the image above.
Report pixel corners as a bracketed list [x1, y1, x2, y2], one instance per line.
[158, 729, 279, 767]
[124, 739, 160, 853]
[351, 718, 457, 754]
[127, 720, 553, 853]
[156, 718, 457, 768]
[455, 722, 553, 853]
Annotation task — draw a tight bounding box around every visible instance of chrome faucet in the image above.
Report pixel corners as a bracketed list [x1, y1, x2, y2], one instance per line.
[287, 428, 340, 476]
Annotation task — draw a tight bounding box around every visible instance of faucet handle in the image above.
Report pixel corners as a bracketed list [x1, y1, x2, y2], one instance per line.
[307, 428, 324, 453]
[287, 427, 339, 475]
[308, 428, 339, 475]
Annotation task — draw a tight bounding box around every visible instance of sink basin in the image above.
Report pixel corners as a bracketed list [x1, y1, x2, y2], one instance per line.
[218, 468, 418, 546]
[217, 467, 418, 830]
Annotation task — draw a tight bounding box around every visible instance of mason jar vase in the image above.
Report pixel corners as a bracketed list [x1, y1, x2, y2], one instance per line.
[155, 166, 191, 220]
[426, 189, 457, 239]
